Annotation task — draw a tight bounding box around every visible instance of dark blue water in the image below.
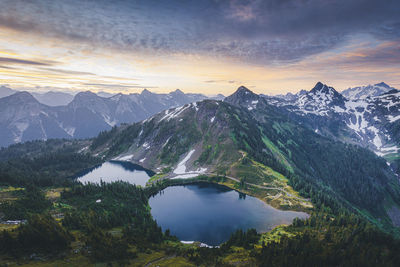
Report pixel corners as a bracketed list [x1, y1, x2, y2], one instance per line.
[76, 161, 154, 187]
[149, 183, 309, 246]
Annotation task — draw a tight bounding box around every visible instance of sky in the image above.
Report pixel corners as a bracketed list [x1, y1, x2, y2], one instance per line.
[0, 0, 399, 95]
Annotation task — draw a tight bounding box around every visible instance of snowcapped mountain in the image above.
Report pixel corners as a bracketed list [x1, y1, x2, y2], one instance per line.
[287, 82, 346, 116]
[261, 82, 400, 160]
[0, 89, 218, 147]
[342, 82, 397, 100]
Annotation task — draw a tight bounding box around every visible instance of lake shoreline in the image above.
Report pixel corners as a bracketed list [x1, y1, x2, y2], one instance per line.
[149, 182, 309, 245]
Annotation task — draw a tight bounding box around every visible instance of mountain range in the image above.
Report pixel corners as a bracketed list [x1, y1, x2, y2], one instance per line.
[0, 88, 223, 147]
[264, 82, 400, 163]
[1, 81, 398, 167]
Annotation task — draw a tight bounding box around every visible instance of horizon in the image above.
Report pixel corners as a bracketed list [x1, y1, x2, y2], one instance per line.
[0, 1, 399, 95]
[0, 80, 396, 97]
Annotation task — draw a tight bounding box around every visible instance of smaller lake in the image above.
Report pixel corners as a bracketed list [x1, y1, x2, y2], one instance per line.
[76, 161, 154, 187]
[149, 183, 309, 246]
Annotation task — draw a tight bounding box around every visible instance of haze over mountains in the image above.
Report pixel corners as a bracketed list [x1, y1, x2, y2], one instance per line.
[0, 87, 223, 147]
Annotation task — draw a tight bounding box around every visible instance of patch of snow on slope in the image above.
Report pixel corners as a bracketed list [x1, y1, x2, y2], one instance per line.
[64, 127, 75, 137]
[333, 106, 345, 113]
[370, 127, 382, 149]
[174, 149, 195, 174]
[171, 150, 208, 179]
[13, 122, 29, 142]
[387, 115, 400, 123]
[159, 105, 190, 122]
[115, 154, 133, 161]
[162, 137, 171, 148]
[376, 145, 399, 157]
[172, 173, 200, 179]
[102, 114, 117, 126]
[142, 142, 150, 149]
[345, 100, 369, 134]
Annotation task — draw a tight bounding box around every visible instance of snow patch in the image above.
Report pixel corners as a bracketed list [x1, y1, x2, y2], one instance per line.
[192, 102, 199, 111]
[180, 240, 217, 248]
[387, 114, 400, 123]
[162, 137, 171, 148]
[172, 173, 200, 179]
[142, 142, 150, 149]
[174, 150, 195, 174]
[116, 154, 134, 161]
[159, 105, 190, 122]
[102, 114, 117, 127]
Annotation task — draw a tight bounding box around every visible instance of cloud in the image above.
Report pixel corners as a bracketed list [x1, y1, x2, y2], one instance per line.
[0, 57, 54, 66]
[311, 40, 400, 69]
[0, 65, 16, 69]
[40, 67, 96, 76]
[204, 80, 238, 84]
[0, 0, 399, 65]
[83, 83, 157, 89]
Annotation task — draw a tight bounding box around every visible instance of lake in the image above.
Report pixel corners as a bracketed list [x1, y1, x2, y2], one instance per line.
[149, 183, 309, 246]
[76, 160, 154, 187]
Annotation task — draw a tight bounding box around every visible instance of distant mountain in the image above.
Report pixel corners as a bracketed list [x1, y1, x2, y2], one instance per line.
[0, 89, 215, 147]
[0, 92, 69, 146]
[0, 85, 17, 98]
[342, 82, 397, 99]
[96, 91, 116, 98]
[31, 91, 74, 106]
[271, 89, 307, 101]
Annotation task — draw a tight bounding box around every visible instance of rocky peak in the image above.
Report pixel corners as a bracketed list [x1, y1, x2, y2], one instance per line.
[141, 89, 153, 96]
[310, 82, 341, 97]
[5, 91, 38, 104]
[224, 86, 260, 111]
[171, 89, 184, 95]
[375, 82, 390, 88]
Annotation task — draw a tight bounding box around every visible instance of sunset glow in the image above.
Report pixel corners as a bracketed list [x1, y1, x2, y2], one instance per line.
[0, 0, 399, 95]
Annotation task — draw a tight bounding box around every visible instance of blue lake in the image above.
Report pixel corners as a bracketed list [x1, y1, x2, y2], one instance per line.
[76, 160, 154, 187]
[149, 183, 309, 246]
